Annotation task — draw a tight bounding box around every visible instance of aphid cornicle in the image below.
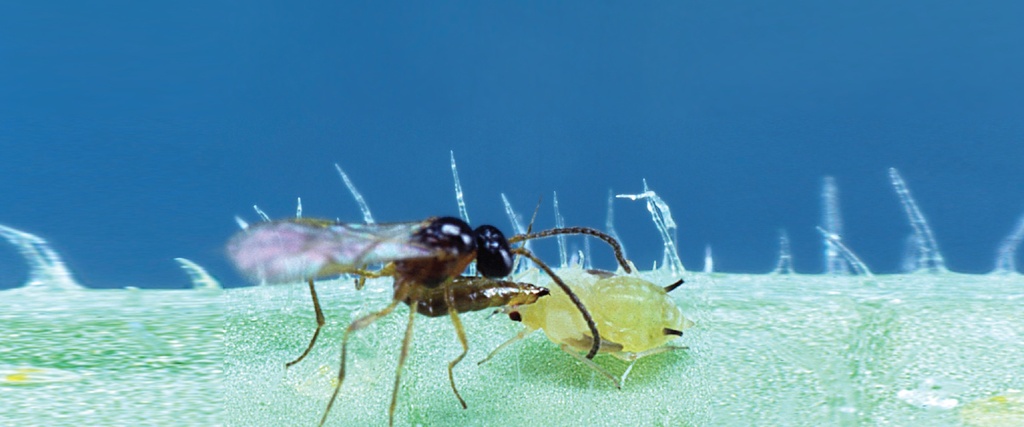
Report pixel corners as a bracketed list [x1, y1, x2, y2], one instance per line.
[480, 264, 694, 388]
[226, 215, 631, 426]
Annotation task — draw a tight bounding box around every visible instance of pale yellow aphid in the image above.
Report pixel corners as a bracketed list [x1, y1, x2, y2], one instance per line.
[480, 264, 694, 387]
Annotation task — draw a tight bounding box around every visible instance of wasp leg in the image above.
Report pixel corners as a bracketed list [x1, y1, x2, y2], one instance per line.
[350, 264, 394, 290]
[317, 262, 396, 290]
[388, 299, 418, 427]
[286, 279, 326, 369]
[445, 284, 469, 409]
[319, 298, 402, 427]
[478, 327, 535, 365]
[559, 344, 621, 389]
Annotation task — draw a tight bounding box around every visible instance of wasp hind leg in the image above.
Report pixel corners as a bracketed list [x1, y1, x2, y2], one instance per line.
[318, 298, 402, 427]
[286, 279, 327, 369]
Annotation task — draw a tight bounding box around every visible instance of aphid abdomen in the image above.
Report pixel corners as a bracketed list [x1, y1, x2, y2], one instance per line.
[401, 277, 549, 317]
[589, 276, 686, 353]
[516, 268, 693, 355]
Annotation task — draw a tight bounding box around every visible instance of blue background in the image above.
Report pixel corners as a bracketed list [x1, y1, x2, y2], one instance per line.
[2, 1, 1022, 289]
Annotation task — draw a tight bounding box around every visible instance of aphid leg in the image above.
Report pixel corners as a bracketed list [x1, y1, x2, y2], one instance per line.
[388, 300, 418, 427]
[513, 248, 602, 359]
[609, 345, 689, 386]
[444, 284, 469, 409]
[478, 327, 535, 365]
[319, 298, 402, 427]
[286, 279, 326, 368]
[612, 345, 686, 386]
[558, 344, 621, 389]
[619, 360, 638, 387]
[610, 345, 690, 363]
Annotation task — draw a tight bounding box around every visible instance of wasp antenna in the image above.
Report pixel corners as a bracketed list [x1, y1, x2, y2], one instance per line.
[513, 247, 602, 359]
[526, 196, 543, 236]
[663, 278, 684, 293]
[511, 227, 631, 273]
[663, 328, 684, 337]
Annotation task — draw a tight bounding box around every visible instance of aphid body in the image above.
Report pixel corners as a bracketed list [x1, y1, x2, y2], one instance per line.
[483, 265, 694, 387]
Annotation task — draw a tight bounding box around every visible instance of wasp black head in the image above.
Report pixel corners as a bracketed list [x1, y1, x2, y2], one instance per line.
[416, 217, 476, 256]
[474, 224, 513, 277]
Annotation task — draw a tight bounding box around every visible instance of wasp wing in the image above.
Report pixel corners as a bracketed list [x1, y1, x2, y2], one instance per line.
[226, 218, 440, 284]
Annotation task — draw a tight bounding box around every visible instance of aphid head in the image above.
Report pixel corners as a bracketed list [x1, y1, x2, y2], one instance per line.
[474, 224, 513, 277]
[416, 217, 476, 256]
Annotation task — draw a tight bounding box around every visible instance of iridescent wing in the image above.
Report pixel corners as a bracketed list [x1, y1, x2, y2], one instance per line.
[227, 218, 441, 284]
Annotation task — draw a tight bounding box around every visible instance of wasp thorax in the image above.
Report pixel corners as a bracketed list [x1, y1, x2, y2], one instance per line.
[474, 224, 513, 277]
[416, 217, 476, 255]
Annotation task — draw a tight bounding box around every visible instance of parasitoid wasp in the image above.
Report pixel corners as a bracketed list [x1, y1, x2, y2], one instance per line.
[227, 215, 630, 426]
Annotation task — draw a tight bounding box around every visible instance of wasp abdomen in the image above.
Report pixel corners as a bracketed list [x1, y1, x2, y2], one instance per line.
[400, 277, 549, 317]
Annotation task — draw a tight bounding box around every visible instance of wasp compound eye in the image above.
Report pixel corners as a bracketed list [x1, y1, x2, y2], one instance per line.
[474, 224, 513, 277]
[416, 217, 476, 255]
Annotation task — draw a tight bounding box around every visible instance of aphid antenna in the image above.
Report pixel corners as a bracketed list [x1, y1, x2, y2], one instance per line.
[815, 227, 874, 278]
[252, 204, 271, 222]
[0, 223, 85, 290]
[296, 197, 302, 218]
[993, 210, 1024, 274]
[772, 229, 795, 275]
[500, 193, 535, 273]
[449, 151, 475, 276]
[174, 257, 222, 290]
[703, 245, 713, 273]
[822, 176, 851, 275]
[512, 247, 602, 359]
[605, 189, 628, 260]
[889, 167, 948, 273]
[552, 191, 569, 268]
[334, 163, 375, 224]
[616, 179, 685, 275]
